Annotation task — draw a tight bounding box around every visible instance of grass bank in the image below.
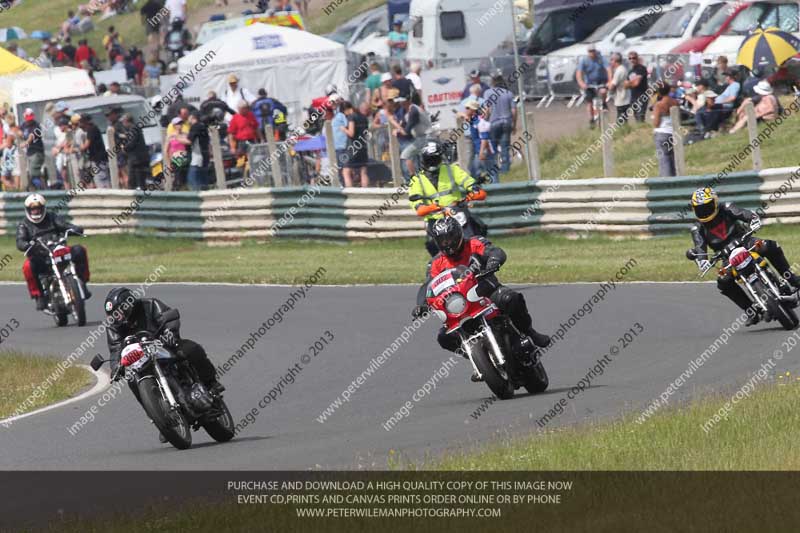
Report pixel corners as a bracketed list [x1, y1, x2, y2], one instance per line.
[506, 96, 800, 182]
[0, 350, 93, 420]
[4, 224, 800, 285]
[432, 378, 800, 470]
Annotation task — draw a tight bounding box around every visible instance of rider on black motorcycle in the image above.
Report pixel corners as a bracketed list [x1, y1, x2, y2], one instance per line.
[104, 287, 224, 396]
[408, 141, 487, 256]
[414, 217, 550, 381]
[15, 194, 90, 310]
[687, 187, 800, 326]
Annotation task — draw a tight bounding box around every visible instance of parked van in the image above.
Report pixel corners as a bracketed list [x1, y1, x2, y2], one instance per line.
[526, 0, 656, 56]
[406, 0, 515, 62]
[0, 67, 95, 125]
[631, 0, 731, 58]
[539, 6, 665, 87]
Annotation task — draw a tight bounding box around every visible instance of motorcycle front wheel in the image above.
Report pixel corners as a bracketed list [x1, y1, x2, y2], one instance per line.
[202, 398, 236, 443]
[138, 376, 193, 450]
[472, 339, 514, 400]
[67, 277, 86, 326]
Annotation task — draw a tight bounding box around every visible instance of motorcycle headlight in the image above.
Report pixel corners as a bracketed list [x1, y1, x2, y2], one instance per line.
[445, 294, 467, 316]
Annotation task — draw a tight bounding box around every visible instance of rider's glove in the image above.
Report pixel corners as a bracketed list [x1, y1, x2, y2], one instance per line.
[468, 254, 483, 274]
[750, 216, 762, 232]
[485, 256, 502, 273]
[412, 304, 429, 319]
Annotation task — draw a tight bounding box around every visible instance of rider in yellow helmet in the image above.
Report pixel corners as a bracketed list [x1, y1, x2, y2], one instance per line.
[687, 187, 800, 325]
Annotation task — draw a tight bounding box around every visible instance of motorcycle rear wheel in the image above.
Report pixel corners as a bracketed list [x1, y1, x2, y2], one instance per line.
[202, 398, 236, 443]
[472, 339, 514, 400]
[138, 376, 193, 450]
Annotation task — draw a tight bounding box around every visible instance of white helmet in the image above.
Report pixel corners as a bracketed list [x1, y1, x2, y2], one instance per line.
[24, 193, 46, 224]
[325, 83, 338, 96]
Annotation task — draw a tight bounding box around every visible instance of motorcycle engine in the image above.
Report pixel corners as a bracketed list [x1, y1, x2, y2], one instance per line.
[189, 383, 214, 411]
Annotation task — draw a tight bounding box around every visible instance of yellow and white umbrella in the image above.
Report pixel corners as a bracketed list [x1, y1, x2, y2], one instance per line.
[737, 27, 800, 71]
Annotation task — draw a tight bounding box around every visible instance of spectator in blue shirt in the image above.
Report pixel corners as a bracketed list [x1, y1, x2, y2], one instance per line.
[331, 103, 349, 181]
[482, 73, 516, 175]
[251, 88, 288, 130]
[576, 46, 610, 127]
[461, 70, 489, 99]
[387, 21, 408, 58]
[696, 70, 740, 136]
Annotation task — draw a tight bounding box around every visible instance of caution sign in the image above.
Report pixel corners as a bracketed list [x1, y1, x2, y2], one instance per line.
[421, 67, 465, 131]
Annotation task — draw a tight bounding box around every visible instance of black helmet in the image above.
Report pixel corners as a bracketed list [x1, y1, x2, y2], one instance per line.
[104, 287, 137, 325]
[430, 217, 464, 257]
[420, 141, 444, 175]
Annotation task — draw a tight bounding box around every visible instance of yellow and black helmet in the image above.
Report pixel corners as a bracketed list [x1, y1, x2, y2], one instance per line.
[691, 187, 719, 222]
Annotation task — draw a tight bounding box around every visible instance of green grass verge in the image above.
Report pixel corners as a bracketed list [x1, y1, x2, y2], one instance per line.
[0, 350, 93, 420]
[430, 379, 800, 470]
[307, 0, 387, 35]
[3, 224, 800, 285]
[505, 96, 800, 182]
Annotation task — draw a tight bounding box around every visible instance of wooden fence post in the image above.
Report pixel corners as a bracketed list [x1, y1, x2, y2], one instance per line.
[323, 120, 338, 187]
[264, 125, 283, 187]
[209, 125, 226, 190]
[388, 130, 403, 186]
[107, 127, 120, 189]
[670, 106, 687, 176]
[744, 100, 763, 171]
[18, 148, 29, 190]
[456, 117, 469, 171]
[525, 108, 542, 181]
[599, 109, 614, 178]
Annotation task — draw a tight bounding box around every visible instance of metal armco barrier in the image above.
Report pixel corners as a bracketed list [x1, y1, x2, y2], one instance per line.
[1, 167, 797, 242]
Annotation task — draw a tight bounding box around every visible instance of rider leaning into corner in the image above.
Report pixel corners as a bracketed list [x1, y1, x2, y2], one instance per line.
[407, 141, 487, 256]
[687, 187, 800, 326]
[104, 287, 225, 441]
[15, 194, 91, 311]
[413, 217, 551, 382]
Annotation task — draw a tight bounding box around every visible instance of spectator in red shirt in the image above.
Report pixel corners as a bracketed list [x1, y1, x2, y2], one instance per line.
[310, 84, 341, 121]
[228, 101, 260, 156]
[74, 39, 97, 69]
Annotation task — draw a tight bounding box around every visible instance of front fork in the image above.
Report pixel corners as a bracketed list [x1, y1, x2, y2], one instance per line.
[50, 260, 71, 306]
[460, 317, 507, 380]
[153, 362, 180, 409]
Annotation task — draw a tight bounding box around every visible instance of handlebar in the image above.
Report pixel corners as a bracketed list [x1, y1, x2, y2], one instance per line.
[24, 228, 85, 256]
[694, 227, 758, 277]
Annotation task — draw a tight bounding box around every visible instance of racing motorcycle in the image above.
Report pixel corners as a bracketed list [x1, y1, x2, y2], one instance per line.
[90, 317, 235, 450]
[25, 229, 87, 327]
[426, 264, 549, 399]
[691, 229, 800, 330]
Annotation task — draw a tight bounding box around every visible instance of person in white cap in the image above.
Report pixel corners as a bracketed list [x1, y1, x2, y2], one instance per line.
[729, 80, 779, 134]
[224, 74, 255, 121]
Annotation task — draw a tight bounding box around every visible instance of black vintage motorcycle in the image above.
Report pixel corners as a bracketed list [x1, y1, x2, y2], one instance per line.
[690, 228, 800, 330]
[91, 316, 235, 450]
[25, 229, 87, 327]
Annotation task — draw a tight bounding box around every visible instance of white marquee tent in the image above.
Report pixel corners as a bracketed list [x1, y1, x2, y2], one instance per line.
[177, 23, 349, 124]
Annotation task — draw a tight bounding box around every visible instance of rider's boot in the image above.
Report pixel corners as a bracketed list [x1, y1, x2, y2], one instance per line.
[456, 347, 483, 382]
[527, 328, 551, 348]
[208, 380, 226, 395]
[786, 272, 800, 291]
[35, 296, 46, 311]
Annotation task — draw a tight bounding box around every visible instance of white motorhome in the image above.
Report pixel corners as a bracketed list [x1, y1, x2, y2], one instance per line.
[0, 67, 96, 124]
[407, 0, 515, 62]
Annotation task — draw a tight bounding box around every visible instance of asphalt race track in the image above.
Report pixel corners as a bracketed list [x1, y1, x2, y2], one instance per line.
[0, 282, 797, 470]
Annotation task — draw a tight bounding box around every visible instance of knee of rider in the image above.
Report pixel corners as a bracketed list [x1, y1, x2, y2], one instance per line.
[717, 275, 734, 290]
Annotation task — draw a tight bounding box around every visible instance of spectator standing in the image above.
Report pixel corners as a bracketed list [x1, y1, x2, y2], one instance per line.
[576, 45, 609, 127]
[79, 115, 111, 188]
[365, 63, 383, 108]
[1, 134, 20, 191]
[105, 106, 128, 187]
[21, 109, 45, 189]
[461, 70, 489, 99]
[252, 89, 288, 131]
[625, 51, 648, 122]
[652, 83, 678, 177]
[387, 21, 408, 58]
[406, 62, 423, 95]
[391, 64, 414, 100]
[341, 101, 370, 188]
[224, 74, 256, 121]
[186, 112, 210, 191]
[372, 73, 393, 109]
[74, 39, 98, 70]
[200, 91, 235, 122]
[166, 0, 187, 23]
[397, 95, 431, 177]
[141, 0, 165, 47]
[459, 84, 485, 112]
[61, 37, 77, 63]
[119, 113, 150, 190]
[228, 101, 260, 155]
[70, 114, 88, 184]
[36, 44, 53, 69]
[331, 102, 349, 181]
[607, 52, 631, 123]
[482, 73, 516, 176]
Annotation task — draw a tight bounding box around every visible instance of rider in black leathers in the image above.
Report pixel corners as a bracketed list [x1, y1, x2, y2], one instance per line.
[16, 194, 90, 310]
[687, 187, 800, 325]
[104, 287, 223, 396]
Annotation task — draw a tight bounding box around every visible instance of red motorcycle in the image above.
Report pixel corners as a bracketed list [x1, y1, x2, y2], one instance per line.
[426, 264, 549, 399]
